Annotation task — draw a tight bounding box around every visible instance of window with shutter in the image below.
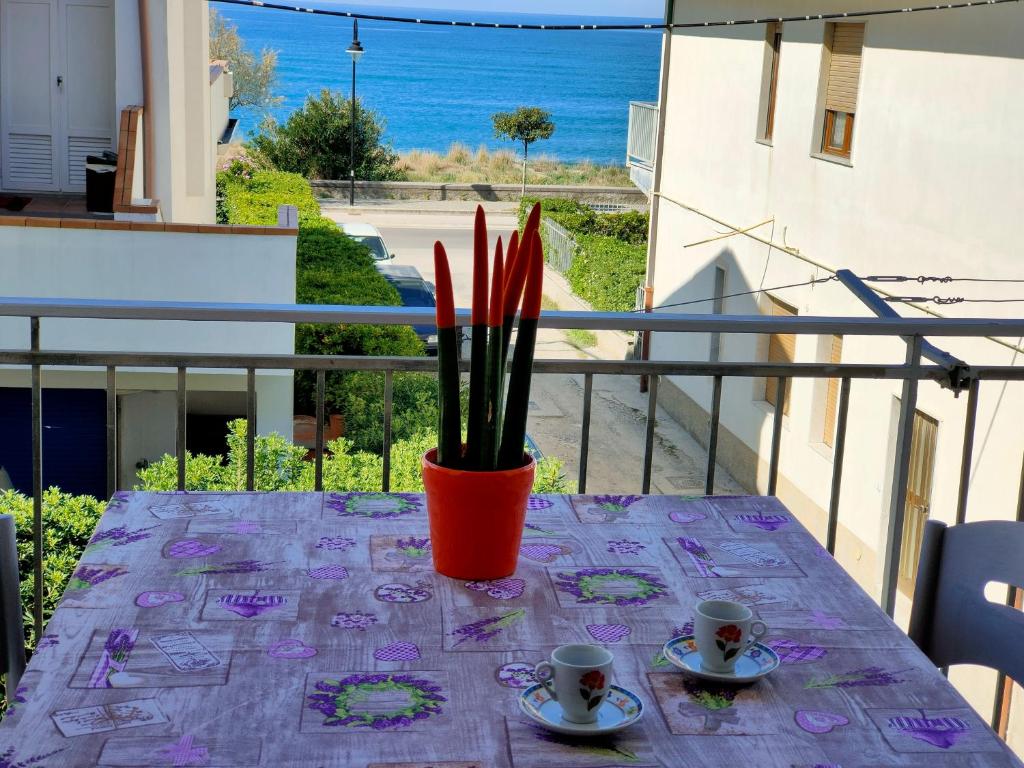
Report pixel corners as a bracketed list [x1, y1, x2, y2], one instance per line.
[761, 23, 783, 142]
[763, 296, 796, 414]
[821, 23, 864, 158]
[823, 336, 843, 446]
[898, 411, 939, 596]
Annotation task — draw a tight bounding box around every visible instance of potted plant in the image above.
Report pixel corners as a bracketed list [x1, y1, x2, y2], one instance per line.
[422, 203, 544, 579]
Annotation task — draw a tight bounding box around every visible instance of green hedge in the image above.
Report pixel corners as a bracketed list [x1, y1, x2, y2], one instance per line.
[218, 169, 427, 443]
[519, 198, 649, 312]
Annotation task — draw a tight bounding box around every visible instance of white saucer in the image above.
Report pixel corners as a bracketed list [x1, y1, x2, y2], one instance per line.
[518, 683, 644, 735]
[662, 635, 780, 683]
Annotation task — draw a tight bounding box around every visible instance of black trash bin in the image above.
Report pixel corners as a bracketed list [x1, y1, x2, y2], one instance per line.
[85, 151, 118, 213]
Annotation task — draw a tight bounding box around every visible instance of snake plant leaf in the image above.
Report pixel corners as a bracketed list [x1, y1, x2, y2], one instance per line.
[481, 237, 505, 470]
[433, 241, 462, 468]
[465, 205, 490, 468]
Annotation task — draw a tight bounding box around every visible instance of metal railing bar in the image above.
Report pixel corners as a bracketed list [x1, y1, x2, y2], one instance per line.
[641, 375, 659, 494]
[315, 370, 325, 492]
[2, 297, 1023, 337]
[705, 376, 722, 495]
[176, 368, 187, 491]
[0, 350, 963, 382]
[246, 369, 256, 491]
[382, 370, 393, 492]
[106, 366, 117, 498]
[768, 378, 786, 496]
[955, 379, 980, 526]
[826, 377, 852, 555]
[30, 317, 43, 640]
[578, 373, 594, 493]
[880, 335, 924, 617]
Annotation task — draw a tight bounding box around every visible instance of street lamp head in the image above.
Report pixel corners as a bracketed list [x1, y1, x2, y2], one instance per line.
[346, 19, 364, 63]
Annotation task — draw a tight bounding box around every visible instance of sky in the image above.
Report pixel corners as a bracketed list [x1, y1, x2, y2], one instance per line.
[317, 0, 665, 18]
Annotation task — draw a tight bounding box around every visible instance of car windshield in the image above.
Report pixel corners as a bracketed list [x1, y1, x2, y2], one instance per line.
[395, 284, 435, 308]
[349, 235, 389, 260]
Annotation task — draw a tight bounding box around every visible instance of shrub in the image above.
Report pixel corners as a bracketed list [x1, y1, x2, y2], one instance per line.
[567, 234, 647, 313]
[248, 89, 405, 181]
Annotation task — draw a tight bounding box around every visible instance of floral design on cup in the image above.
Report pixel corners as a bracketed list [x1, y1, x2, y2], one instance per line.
[306, 673, 446, 730]
[715, 624, 744, 662]
[325, 492, 422, 520]
[331, 612, 378, 631]
[579, 670, 606, 711]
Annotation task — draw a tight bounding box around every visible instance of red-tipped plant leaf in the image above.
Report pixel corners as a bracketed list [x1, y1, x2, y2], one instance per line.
[433, 241, 456, 329]
[472, 205, 489, 326]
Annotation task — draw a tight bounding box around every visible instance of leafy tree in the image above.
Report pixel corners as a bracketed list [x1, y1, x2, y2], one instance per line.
[492, 107, 556, 194]
[209, 9, 282, 113]
[248, 89, 404, 181]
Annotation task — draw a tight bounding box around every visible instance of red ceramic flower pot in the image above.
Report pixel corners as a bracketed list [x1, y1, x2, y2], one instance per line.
[421, 448, 536, 580]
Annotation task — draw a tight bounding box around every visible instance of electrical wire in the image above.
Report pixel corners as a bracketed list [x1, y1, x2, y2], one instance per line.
[211, 0, 1019, 31]
[866, 275, 1024, 284]
[637, 276, 837, 313]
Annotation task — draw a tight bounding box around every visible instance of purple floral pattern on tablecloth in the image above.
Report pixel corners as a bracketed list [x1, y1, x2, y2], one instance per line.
[2, 490, 1007, 768]
[332, 612, 378, 631]
[307, 674, 446, 730]
[316, 536, 356, 551]
[554, 567, 668, 606]
[326, 492, 422, 519]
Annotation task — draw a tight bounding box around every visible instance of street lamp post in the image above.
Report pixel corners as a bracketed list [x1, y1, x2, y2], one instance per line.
[346, 20, 364, 206]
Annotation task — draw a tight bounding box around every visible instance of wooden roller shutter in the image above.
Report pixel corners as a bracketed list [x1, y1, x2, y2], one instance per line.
[764, 296, 797, 414]
[825, 23, 865, 114]
[823, 336, 843, 447]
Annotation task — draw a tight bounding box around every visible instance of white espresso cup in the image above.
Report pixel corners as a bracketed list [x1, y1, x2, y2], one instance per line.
[534, 644, 613, 724]
[694, 599, 768, 673]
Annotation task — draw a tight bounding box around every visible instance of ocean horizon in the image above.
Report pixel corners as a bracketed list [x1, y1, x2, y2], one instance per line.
[216, 2, 662, 164]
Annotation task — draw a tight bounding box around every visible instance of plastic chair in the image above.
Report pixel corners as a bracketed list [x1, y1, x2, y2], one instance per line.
[1, 514, 26, 699]
[909, 519, 1024, 686]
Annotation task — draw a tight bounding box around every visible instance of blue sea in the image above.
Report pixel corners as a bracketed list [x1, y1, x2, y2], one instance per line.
[215, 2, 662, 164]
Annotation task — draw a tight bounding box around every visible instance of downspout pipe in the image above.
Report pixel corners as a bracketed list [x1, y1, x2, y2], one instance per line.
[640, 0, 675, 392]
[138, 0, 155, 200]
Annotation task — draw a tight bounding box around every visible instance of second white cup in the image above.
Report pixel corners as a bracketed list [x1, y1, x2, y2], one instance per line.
[694, 599, 768, 673]
[534, 644, 613, 724]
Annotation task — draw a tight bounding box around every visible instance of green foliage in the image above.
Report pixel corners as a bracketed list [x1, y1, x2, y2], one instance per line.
[210, 9, 281, 113]
[567, 234, 647, 313]
[136, 420, 572, 495]
[248, 89, 405, 181]
[0, 487, 106, 704]
[217, 169, 425, 419]
[492, 107, 556, 192]
[519, 198, 649, 312]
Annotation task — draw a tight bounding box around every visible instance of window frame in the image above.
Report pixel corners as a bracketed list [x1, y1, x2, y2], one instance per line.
[762, 23, 783, 142]
[822, 109, 855, 158]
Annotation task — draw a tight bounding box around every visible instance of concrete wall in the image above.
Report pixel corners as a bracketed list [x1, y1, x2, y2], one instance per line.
[0, 224, 297, 462]
[114, 0, 218, 223]
[648, 0, 1024, 744]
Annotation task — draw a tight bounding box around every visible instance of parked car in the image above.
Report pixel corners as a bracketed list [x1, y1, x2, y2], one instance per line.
[377, 265, 440, 355]
[338, 222, 394, 261]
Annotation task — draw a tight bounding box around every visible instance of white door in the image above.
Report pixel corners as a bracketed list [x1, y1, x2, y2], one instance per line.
[1, 0, 60, 191]
[0, 0, 113, 192]
[57, 0, 114, 191]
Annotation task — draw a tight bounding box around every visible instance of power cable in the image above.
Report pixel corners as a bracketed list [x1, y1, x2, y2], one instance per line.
[637, 276, 837, 313]
[212, 0, 1019, 31]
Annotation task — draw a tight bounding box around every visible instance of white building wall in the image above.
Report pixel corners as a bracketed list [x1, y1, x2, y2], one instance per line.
[649, 0, 1024, 744]
[0, 225, 297, 466]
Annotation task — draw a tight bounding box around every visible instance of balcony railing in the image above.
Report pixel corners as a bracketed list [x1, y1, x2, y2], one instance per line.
[626, 101, 658, 194]
[3, 297, 1024, 640]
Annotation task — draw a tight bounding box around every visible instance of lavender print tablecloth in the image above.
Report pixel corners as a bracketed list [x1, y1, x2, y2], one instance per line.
[1, 491, 1020, 767]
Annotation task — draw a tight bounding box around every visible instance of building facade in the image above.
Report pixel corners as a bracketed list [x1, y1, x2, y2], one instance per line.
[643, 0, 1024, 746]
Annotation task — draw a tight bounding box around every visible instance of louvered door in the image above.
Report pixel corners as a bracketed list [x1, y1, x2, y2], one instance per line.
[0, 0, 113, 192]
[1, 0, 60, 190]
[57, 0, 114, 191]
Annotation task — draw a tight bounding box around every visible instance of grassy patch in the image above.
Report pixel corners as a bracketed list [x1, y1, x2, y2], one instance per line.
[541, 294, 560, 311]
[397, 143, 631, 187]
[566, 329, 599, 349]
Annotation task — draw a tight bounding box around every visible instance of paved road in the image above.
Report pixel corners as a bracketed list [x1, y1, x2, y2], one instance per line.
[321, 203, 742, 495]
